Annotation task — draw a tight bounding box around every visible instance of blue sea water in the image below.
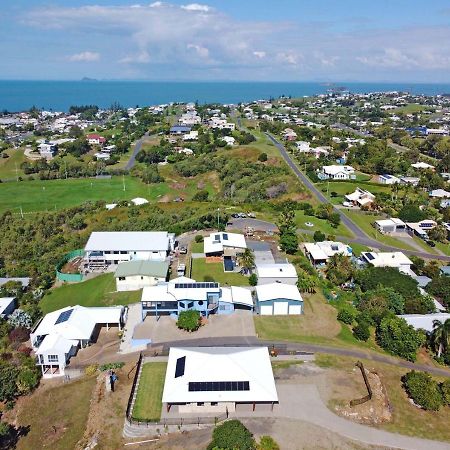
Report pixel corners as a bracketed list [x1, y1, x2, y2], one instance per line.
[1, 80, 450, 112]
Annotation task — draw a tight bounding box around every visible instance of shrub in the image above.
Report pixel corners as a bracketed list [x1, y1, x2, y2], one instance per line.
[192, 190, 209, 202]
[402, 371, 443, 411]
[194, 234, 204, 243]
[99, 362, 125, 371]
[249, 274, 258, 286]
[203, 275, 215, 282]
[207, 420, 256, 450]
[85, 364, 99, 376]
[353, 321, 370, 341]
[337, 309, 355, 325]
[441, 379, 450, 405]
[177, 310, 201, 332]
[313, 230, 326, 242]
[8, 327, 30, 344]
[258, 435, 280, 450]
[16, 367, 40, 394]
[258, 152, 268, 162]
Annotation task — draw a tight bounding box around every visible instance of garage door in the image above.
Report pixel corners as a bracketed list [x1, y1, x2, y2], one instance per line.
[273, 302, 289, 315]
[289, 304, 302, 315]
[260, 305, 273, 315]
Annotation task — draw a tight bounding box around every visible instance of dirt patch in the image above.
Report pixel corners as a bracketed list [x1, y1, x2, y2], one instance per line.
[170, 182, 186, 190]
[158, 195, 171, 203]
[60, 256, 83, 274]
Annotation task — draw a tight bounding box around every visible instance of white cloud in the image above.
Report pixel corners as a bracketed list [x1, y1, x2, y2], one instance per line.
[253, 51, 266, 59]
[119, 50, 150, 64]
[68, 51, 100, 62]
[181, 3, 210, 12]
[187, 44, 209, 58]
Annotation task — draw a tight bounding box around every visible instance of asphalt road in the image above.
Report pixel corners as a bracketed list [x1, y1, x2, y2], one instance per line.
[266, 132, 450, 262]
[125, 131, 150, 170]
[153, 336, 450, 378]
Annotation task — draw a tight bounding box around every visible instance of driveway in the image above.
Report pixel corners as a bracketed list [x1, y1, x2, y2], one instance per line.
[227, 218, 278, 233]
[135, 310, 256, 345]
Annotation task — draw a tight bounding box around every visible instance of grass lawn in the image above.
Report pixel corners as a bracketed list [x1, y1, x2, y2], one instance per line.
[434, 241, 450, 256]
[191, 258, 249, 285]
[190, 241, 204, 253]
[295, 210, 353, 238]
[0, 148, 26, 180]
[40, 273, 140, 313]
[344, 211, 416, 251]
[316, 354, 450, 442]
[16, 375, 96, 450]
[349, 242, 371, 257]
[132, 362, 167, 421]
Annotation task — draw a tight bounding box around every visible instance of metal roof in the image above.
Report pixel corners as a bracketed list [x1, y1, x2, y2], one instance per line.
[114, 260, 169, 278]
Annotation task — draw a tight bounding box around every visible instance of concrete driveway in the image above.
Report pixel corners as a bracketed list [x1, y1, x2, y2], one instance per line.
[134, 310, 256, 345]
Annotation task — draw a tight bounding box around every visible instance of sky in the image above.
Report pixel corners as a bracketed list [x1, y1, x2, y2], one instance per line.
[2, 0, 450, 82]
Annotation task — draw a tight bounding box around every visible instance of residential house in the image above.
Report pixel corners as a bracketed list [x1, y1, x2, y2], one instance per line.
[398, 313, 450, 333]
[256, 283, 303, 315]
[39, 141, 57, 158]
[221, 136, 236, 146]
[318, 165, 355, 180]
[170, 125, 192, 135]
[406, 220, 437, 239]
[361, 251, 413, 272]
[399, 176, 420, 186]
[374, 218, 406, 234]
[411, 162, 435, 170]
[84, 231, 175, 269]
[204, 232, 247, 271]
[255, 263, 298, 285]
[87, 134, 106, 146]
[283, 128, 297, 141]
[344, 187, 375, 208]
[183, 130, 199, 141]
[304, 241, 352, 266]
[162, 347, 278, 415]
[0, 297, 16, 319]
[379, 174, 400, 185]
[430, 189, 450, 198]
[115, 260, 169, 291]
[0, 277, 30, 288]
[296, 141, 310, 153]
[141, 278, 253, 319]
[30, 305, 125, 377]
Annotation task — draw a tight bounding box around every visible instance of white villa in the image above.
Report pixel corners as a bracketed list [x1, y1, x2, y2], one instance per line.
[115, 260, 169, 291]
[304, 241, 353, 266]
[361, 251, 413, 272]
[344, 187, 375, 208]
[379, 174, 401, 185]
[31, 305, 125, 377]
[162, 347, 278, 414]
[84, 231, 175, 269]
[318, 165, 355, 180]
[411, 162, 434, 170]
[374, 218, 406, 234]
[203, 232, 247, 257]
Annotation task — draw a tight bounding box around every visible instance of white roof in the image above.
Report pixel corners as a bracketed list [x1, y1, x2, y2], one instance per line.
[399, 313, 450, 332]
[85, 231, 170, 252]
[105, 203, 117, 210]
[221, 286, 253, 307]
[37, 333, 78, 355]
[32, 305, 123, 343]
[162, 347, 278, 404]
[304, 241, 351, 261]
[0, 297, 15, 315]
[256, 283, 302, 303]
[375, 218, 406, 227]
[131, 197, 149, 205]
[256, 263, 298, 279]
[411, 162, 434, 169]
[430, 189, 450, 198]
[322, 165, 355, 175]
[204, 232, 247, 254]
[362, 252, 412, 268]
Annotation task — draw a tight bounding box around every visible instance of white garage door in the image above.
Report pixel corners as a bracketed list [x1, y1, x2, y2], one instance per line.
[260, 305, 273, 315]
[273, 301, 289, 315]
[289, 304, 302, 315]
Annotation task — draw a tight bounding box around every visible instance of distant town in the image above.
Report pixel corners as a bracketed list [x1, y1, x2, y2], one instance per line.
[1, 90, 450, 449]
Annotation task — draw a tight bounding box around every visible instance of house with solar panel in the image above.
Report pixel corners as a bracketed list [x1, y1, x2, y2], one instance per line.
[162, 346, 278, 415]
[30, 305, 125, 377]
[203, 232, 247, 272]
[83, 231, 175, 270]
[140, 277, 253, 319]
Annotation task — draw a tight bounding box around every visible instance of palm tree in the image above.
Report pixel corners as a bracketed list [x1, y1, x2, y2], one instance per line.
[431, 319, 450, 357]
[238, 248, 255, 273]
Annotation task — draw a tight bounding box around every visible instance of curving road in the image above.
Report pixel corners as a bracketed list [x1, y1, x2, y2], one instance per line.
[125, 131, 150, 170]
[265, 132, 450, 262]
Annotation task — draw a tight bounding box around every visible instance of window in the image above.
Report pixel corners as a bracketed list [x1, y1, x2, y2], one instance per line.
[197, 402, 204, 406]
[113, 251, 119, 254]
[187, 302, 194, 309]
[119, 277, 125, 281]
[120, 251, 127, 254]
[211, 402, 218, 406]
[198, 301, 204, 306]
[38, 355, 44, 364]
[141, 276, 144, 280]
[48, 354, 59, 363]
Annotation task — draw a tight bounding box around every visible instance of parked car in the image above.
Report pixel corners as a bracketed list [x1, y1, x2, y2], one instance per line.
[426, 240, 436, 247]
[247, 212, 256, 218]
[238, 213, 247, 218]
[231, 213, 239, 218]
[179, 246, 187, 254]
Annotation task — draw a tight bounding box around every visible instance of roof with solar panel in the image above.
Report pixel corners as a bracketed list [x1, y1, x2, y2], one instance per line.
[162, 346, 278, 404]
[203, 231, 247, 254]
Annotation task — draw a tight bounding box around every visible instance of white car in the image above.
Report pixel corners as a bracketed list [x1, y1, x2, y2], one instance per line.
[305, 222, 314, 227]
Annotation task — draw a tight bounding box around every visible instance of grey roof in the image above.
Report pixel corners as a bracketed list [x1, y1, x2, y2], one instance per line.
[440, 266, 450, 276]
[85, 231, 170, 252]
[0, 277, 30, 287]
[115, 260, 169, 278]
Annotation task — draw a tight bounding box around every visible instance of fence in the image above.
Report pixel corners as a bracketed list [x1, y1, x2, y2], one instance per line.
[126, 352, 144, 420]
[126, 413, 228, 428]
[55, 249, 84, 282]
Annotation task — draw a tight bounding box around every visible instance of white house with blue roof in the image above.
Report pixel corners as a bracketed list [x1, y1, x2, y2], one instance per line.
[140, 277, 253, 319]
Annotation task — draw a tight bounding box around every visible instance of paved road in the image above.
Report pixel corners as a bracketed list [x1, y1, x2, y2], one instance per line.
[125, 132, 150, 170]
[266, 132, 450, 262]
[152, 336, 450, 378]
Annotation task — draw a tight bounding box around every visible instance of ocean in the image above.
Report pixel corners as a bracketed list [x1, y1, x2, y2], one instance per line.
[1, 80, 450, 112]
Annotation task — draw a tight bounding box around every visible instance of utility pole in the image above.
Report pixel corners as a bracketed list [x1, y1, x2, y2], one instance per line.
[217, 208, 220, 230]
[123, 175, 126, 192]
[19, 206, 23, 219]
[15, 163, 18, 182]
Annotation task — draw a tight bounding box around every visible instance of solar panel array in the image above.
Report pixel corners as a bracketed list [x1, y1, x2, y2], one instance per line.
[175, 356, 186, 378]
[188, 381, 250, 392]
[174, 282, 219, 289]
[55, 308, 74, 325]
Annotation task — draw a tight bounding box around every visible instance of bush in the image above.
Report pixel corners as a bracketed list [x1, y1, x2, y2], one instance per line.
[402, 371, 443, 411]
[313, 230, 326, 242]
[337, 309, 355, 325]
[192, 190, 209, 202]
[258, 152, 268, 162]
[194, 234, 204, 243]
[85, 364, 99, 376]
[16, 367, 40, 394]
[177, 310, 201, 332]
[258, 435, 280, 450]
[441, 379, 450, 405]
[249, 273, 258, 286]
[8, 327, 30, 344]
[207, 420, 256, 450]
[376, 316, 425, 361]
[353, 321, 370, 341]
[99, 362, 125, 371]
